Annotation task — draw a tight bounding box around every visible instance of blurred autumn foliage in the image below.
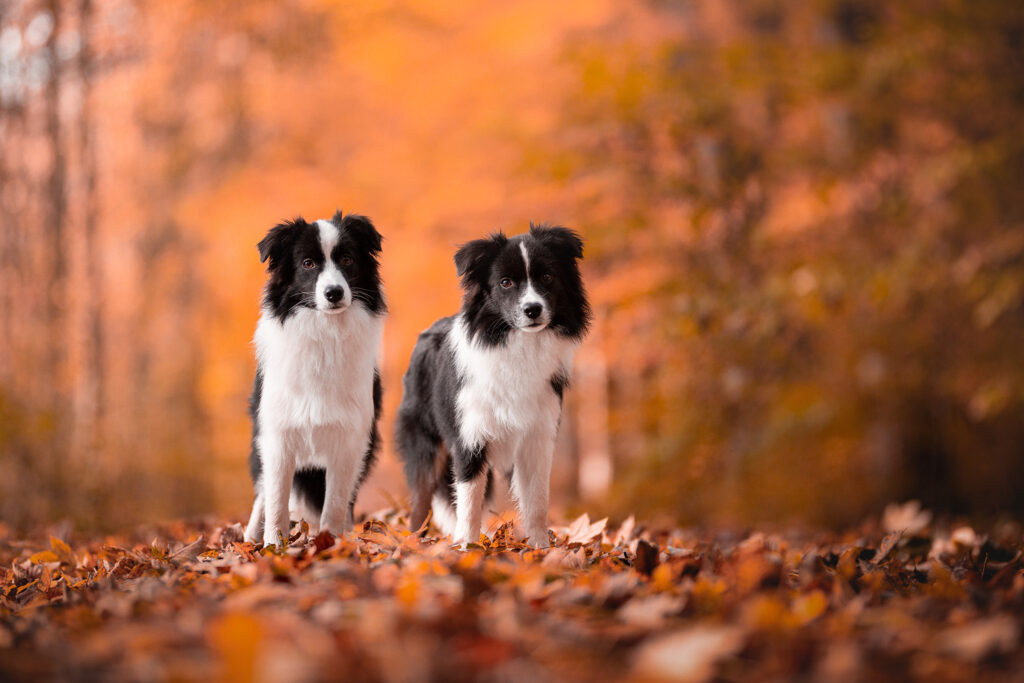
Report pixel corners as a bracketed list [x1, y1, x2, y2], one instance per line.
[1, 0, 1023, 532]
[554, 0, 1024, 526]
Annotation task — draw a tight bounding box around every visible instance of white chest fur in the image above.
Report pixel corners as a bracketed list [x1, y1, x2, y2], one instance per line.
[449, 315, 576, 451]
[254, 305, 382, 432]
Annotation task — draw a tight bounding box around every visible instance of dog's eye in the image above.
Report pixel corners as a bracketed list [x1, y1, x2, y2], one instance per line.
[541, 273, 553, 284]
[499, 278, 513, 289]
[302, 258, 316, 270]
[339, 255, 353, 267]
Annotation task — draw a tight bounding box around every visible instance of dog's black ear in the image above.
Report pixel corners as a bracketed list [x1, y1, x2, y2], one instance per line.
[336, 211, 382, 254]
[455, 232, 507, 285]
[530, 223, 584, 261]
[258, 219, 303, 270]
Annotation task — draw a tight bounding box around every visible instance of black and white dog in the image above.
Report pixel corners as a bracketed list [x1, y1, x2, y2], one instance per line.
[245, 211, 385, 547]
[395, 224, 590, 547]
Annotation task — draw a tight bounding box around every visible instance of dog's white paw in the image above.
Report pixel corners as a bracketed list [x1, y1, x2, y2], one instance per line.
[262, 529, 287, 548]
[526, 528, 552, 548]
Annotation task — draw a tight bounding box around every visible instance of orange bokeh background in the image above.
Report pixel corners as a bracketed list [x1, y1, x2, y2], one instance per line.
[2, 0, 1023, 532]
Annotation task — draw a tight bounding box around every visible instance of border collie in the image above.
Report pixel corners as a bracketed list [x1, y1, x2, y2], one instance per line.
[244, 211, 385, 547]
[395, 223, 590, 547]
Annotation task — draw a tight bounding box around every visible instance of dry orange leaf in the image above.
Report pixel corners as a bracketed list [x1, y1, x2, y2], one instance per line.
[29, 550, 59, 564]
[792, 589, 828, 625]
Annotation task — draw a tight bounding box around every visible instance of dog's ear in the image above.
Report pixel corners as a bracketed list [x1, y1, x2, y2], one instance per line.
[454, 232, 507, 285]
[258, 219, 303, 270]
[530, 223, 584, 261]
[336, 211, 382, 255]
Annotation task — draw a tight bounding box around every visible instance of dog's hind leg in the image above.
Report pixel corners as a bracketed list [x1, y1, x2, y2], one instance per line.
[452, 443, 488, 547]
[410, 488, 434, 535]
[396, 410, 443, 535]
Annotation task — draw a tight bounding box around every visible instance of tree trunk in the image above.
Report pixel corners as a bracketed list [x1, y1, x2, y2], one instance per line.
[45, 0, 69, 471]
[74, 0, 104, 461]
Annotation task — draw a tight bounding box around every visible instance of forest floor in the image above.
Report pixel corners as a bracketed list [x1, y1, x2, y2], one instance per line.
[0, 503, 1022, 682]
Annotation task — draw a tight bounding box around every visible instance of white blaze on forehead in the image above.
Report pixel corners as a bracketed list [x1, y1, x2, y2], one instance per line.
[519, 241, 543, 307]
[314, 219, 351, 310]
[316, 219, 340, 259]
[519, 241, 531, 276]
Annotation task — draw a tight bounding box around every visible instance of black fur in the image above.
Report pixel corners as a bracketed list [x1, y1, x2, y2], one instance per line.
[248, 369, 264, 484]
[550, 371, 568, 403]
[396, 224, 590, 534]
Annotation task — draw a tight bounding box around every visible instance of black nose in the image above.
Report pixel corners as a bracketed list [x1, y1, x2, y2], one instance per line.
[324, 286, 344, 304]
[523, 302, 543, 320]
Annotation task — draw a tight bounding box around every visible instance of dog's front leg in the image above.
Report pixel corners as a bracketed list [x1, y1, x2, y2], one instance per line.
[318, 425, 360, 535]
[452, 443, 488, 547]
[244, 490, 264, 543]
[513, 426, 556, 547]
[320, 466, 359, 535]
[260, 429, 295, 547]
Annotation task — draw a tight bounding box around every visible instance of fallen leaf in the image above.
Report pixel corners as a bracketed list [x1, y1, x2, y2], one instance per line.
[619, 594, 686, 628]
[207, 612, 263, 683]
[634, 626, 746, 682]
[872, 532, 901, 565]
[554, 513, 608, 545]
[792, 589, 828, 624]
[937, 615, 1020, 662]
[170, 536, 205, 563]
[50, 536, 73, 561]
[882, 500, 932, 535]
[312, 530, 336, 553]
[610, 515, 636, 547]
[635, 539, 660, 576]
[29, 550, 59, 564]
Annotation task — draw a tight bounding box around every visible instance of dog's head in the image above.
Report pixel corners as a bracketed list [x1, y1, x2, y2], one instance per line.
[257, 211, 384, 321]
[454, 223, 591, 345]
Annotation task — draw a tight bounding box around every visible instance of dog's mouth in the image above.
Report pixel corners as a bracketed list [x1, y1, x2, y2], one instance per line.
[322, 303, 349, 314]
[521, 321, 548, 332]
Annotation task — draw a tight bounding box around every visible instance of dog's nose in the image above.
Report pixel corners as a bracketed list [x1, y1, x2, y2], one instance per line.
[523, 302, 543, 320]
[324, 286, 344, 304]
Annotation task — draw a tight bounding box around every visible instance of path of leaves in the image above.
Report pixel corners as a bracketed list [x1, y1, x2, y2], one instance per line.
[0, 503, 1021, 682]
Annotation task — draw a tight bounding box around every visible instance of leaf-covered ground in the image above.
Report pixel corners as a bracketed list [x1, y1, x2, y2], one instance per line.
[0, 503, 1021, 682]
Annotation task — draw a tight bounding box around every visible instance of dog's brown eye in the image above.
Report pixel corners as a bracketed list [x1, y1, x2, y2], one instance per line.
[500, 278, 513, 289]
[340, 256, 353, 267]
[541, 273, 553, 284]
[302, 258, 316, 269]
